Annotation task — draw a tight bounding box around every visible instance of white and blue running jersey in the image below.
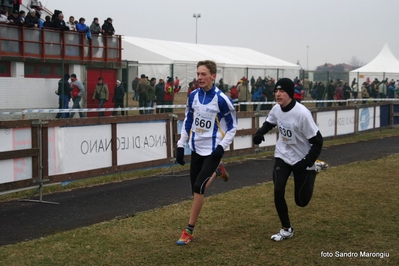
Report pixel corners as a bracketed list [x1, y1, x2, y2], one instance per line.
[177, 86, 237, 156]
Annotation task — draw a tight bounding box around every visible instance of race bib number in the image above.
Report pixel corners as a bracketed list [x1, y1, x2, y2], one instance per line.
[193, 112, 215, 136]
[278, 121, 296, 144]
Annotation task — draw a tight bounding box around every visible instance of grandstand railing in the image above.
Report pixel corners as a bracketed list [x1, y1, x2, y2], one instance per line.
[0, 24, 122, 64]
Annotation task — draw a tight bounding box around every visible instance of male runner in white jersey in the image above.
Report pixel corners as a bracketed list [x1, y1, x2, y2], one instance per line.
[253, 78, 323, 241]
[175, 60, 238, 245]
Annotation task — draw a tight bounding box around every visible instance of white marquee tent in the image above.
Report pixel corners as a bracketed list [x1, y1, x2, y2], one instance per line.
[122, 36, 300, 91]
[350, 43, 399, 85]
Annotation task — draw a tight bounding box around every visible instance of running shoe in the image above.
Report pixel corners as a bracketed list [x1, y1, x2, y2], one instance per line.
[176, 229, 193, 245]
[216, 162, 229, 182]
[271, 228, 294, 242]
[315, 160, 329, 173]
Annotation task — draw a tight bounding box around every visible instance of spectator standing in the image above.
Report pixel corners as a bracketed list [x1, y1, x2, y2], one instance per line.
[136, 74, 149, 115]
[334, 82, 344, 106]
[147, 77, 156, 114]
[387, 81, 395, 99]
[250, 76, 256, 92]
[92, 77, 109, 116]
[326, 80, 335, 107]
[303, 77, 310, 97]
[174, 77, 180, 90]
[263, 79, 274, 110]
[52, 12, 69, 31]
[361, 82, 370, 104]
[0, 10, 9, 23]
[316, 82, 326, 107]
[343, 82, 352, 105]
[55, 73, 71, 119]
[69, 74, 85, 118]
[293, 80, 304, 103]
[24, 10, 39, 28]
[155, 78, 165, 113]
[218, 78, 225, 93]
[164, 77, 179, 113]
[89, 17, 103, 34]
[112, 80, 125, 116]
[66, 16, 76, 31]
[229, 85, 239, 111]
[251, 85, 264, 111]
[310, 83, 319, 107]
[351, 78, 358, 100]
[237, 77, 250, 111]
[19, 10, 24, 21]
[186, 81, 197, 97]
[379, 80, 387, 98]
[102, 17, 115, 35]
[76, 17, 92, 39]
[7, 9, 23, 25]
[42, 15, 53, 28]
[131, 76, 139, 101]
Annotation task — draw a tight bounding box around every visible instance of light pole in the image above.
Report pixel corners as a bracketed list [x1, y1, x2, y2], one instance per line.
[306, 45, 309, 71]
[193, 13, 201, 44]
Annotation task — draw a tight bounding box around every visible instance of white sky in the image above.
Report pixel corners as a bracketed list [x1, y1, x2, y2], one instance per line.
[45, 0, 399, 70]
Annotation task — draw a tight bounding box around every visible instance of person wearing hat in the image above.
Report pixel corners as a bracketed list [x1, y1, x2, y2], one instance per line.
[112, 80, 125, 116]
[7, 9, 23, 25]
[24, 9, 39, 28]
[101, 17, 115, 35]
[253, 77, 324, 242]
[237, 77, 250, 111]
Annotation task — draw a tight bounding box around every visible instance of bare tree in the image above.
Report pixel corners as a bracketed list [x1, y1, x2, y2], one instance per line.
[348, 56, 365, 68]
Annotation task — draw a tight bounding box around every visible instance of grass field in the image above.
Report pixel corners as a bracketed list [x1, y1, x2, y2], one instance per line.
[0, 147, 398, 265]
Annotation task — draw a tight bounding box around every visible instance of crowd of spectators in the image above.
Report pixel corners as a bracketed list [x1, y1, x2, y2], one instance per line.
[308, 77, 399, 107]
[0, 1, 116, 37]
[132, 75, 181, 114]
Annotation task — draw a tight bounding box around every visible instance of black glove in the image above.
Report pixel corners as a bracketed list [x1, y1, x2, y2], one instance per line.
[293, 158, 309, 172]
[176, 147, 185, 165]
[211, 145, 224, 159]
[253, 134, 265, 144]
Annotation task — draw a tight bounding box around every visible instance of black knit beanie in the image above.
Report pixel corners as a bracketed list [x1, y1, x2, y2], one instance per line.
[275, 78, 294, 99]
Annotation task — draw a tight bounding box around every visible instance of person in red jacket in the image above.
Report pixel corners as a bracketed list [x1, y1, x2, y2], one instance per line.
[229, 85, 239, 111]
[164, 77, 179, 113]
[294, 79, 304, 103]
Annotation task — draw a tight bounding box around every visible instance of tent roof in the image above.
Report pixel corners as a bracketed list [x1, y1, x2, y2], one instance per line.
[122, 36, 300, 70]
[351, 43, 399, 73]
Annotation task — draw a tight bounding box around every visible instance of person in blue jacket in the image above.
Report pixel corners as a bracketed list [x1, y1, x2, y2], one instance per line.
[76, 17, 92, 39]
[251, 86, 264, 111]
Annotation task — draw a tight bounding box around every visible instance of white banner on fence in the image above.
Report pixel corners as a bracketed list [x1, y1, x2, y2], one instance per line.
[316, 111, 335, 137]
[337, 109, 355, 135]
[358, 107, 376, 131]
[48, 125, 112, 175]
[116, 121, 168, 165]
[0, 128, 32, 184]
[48, 122, 169, 175]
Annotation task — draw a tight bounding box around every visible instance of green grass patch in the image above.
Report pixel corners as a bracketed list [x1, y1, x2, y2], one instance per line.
[0, 153, 398, 265]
